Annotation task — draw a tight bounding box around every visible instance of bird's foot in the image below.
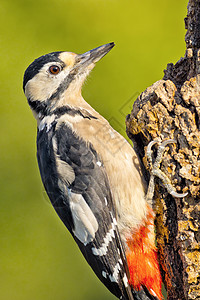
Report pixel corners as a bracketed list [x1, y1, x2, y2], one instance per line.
[146, 139, 188, 204]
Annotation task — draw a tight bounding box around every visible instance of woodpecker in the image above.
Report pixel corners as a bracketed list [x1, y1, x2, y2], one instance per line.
[23, 43, 162, 300]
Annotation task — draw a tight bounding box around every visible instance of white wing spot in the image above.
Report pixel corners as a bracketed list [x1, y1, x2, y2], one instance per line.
[110, 211, 117, 226]
[38, 114, 56, 132]
[69, 193, 98, 245]
[46, 123, 53, 132]
[102, 271, 107, 278]
[104, 197, 108, 206]
[67, 188, 72, 196]
[39, 122, 45, 131]
[113, 217, 117, 226]
[92, 222, 116, 256]
[96, 161, 102, 167]
[123, 274, 129, 287]
[53, 137, 75, 186]
[109, 262, 121, 283]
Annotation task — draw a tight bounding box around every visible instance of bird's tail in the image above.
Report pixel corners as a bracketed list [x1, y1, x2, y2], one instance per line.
[131, 285, 159, 300]
[120, 285, 159, 300]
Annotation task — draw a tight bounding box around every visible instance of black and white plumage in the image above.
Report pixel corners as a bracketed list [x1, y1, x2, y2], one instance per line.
[23, 43, 161, 300]
[37, 120, 132, 299]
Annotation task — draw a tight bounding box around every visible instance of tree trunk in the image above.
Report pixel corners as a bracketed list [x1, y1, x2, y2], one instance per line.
[126, 1, 200, 299]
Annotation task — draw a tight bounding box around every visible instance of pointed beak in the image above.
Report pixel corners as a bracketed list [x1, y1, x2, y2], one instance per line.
[76, 42, 115, 68]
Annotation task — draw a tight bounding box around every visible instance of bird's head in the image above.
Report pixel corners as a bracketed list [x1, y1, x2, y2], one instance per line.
[23, 43, 115, 118]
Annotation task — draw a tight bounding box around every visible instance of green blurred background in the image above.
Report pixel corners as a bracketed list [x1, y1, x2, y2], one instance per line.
[0, 0, 188, 299]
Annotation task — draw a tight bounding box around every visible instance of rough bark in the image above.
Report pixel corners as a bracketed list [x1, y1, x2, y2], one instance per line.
[126, 1, 200, 299]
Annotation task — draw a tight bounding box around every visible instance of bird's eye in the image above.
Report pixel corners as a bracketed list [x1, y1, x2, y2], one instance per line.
[49, 65, 61, 75]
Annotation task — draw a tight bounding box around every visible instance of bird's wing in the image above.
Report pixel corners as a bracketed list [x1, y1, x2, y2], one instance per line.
[37, 121, 134, 300]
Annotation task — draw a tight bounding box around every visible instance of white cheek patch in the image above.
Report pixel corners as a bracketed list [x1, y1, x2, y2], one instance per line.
[25, 63, 70, 102]
[69, 193, 98, 245]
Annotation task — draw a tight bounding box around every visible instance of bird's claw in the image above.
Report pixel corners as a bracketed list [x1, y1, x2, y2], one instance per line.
[146, 139, 188, 204]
